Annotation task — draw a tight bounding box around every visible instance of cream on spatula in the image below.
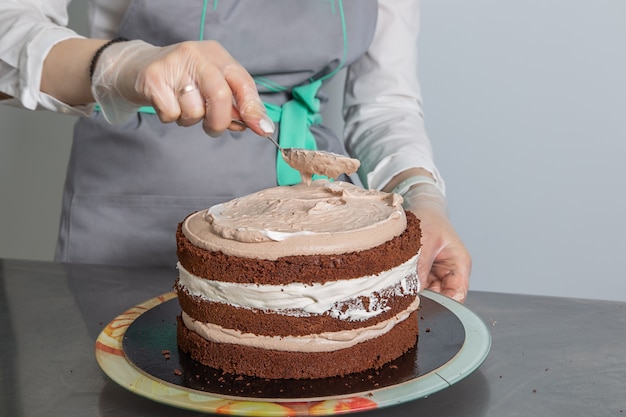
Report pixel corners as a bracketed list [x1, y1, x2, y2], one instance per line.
[261, 134, 360, 184]
[280, 148, 360, 185]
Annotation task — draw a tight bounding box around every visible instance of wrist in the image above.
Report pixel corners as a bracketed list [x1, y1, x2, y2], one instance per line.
[41, 38, 110, 106]
[91, 39, 153, 124]
[402, 182, 448, 217]
[89, 37, 130, 84]
[391, 175, 437, 196]
[382, 167, 440, 194]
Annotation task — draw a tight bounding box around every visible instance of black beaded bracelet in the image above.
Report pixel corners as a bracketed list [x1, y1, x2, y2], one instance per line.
[89, 37, 129, 83]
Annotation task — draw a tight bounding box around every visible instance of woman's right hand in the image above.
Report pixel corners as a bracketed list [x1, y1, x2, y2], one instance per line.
[91, 39, 274, 137]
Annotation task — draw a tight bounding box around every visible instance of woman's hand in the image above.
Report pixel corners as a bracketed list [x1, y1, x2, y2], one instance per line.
[91, 39, 273, 137]
[402, 183, 471, 303]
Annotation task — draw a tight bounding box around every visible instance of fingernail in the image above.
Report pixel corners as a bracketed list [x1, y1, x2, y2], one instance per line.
[259, 117, 275, 135]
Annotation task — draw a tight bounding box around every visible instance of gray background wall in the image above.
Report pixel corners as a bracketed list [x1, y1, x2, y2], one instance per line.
[1, 1, 625, 302]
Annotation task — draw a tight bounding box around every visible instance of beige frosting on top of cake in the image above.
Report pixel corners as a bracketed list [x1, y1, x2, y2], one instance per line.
[182, 180, 406, 260]
[281, 149, 360, 185]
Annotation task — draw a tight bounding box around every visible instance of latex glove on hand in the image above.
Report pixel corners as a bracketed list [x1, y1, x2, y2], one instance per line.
[402, 182, 471, 303]
[91, 39, 273, 137]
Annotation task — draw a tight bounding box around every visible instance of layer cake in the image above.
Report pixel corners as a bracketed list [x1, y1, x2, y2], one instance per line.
[175, 180, 422, 379]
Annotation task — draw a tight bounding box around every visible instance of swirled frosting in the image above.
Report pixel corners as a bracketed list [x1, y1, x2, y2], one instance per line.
[182, 180, 406, 260]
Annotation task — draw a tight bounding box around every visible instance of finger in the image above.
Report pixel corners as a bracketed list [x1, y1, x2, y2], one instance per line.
[197, 70, 234, 137]
[231, 103, 243, 121]
[224, 64, 274, 136]
[425, 281, 442, 294]
[176, 83, 205, 127]
[418, 241, 470, 303]
[417, 249, 436, 292]
[150, 81, 181, 123]
[430, 260, 471, 303]
[438, 272, 469, 303]
[227, 105, 249, 131]
[228, 119, 247, 132]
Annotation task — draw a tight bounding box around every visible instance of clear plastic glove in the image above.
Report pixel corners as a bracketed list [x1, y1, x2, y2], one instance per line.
[91, 39, 274, 137]
[402, 182, 471, 303]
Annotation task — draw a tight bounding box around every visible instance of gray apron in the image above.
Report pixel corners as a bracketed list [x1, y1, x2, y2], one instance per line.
[55, 0, 378, 267]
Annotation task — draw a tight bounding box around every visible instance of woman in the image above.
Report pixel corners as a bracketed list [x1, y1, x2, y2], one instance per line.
[0, 0, 470, 302]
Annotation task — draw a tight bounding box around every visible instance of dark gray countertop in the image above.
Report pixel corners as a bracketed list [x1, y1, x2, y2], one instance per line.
[1, 259, 624, 417]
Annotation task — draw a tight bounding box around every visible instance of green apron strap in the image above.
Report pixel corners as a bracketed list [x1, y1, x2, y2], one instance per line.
[93, 104, 156, 114]
[265, 79, 323, 185]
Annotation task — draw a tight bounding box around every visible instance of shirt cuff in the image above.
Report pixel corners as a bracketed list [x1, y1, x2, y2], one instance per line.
[366, 152, 446, 196]
[19, 25, 86, 113]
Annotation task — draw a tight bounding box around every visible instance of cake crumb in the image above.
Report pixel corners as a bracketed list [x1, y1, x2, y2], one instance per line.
[173, 369, 182, 376]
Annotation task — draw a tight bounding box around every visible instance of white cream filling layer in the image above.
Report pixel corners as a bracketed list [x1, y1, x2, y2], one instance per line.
[177, 253, 419, 321]
[181, 296, 420, 353]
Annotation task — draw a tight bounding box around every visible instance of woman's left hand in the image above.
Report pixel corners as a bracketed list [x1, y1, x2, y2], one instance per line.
[402, 183, 471, 303]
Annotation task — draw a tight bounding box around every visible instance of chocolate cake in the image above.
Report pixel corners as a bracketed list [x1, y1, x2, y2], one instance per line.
[175, 180, 422, 379]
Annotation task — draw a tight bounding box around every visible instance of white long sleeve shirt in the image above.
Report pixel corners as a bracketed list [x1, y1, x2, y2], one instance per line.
[0, 0, 444, 191]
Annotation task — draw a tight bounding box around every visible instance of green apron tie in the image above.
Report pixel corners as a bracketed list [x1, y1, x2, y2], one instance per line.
[264, 79, 323, 185]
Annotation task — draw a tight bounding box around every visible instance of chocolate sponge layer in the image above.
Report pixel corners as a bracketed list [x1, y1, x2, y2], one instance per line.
[176, 310, 419, 380]
[177, 211, 421, 285]
[176, 281, 419, 337]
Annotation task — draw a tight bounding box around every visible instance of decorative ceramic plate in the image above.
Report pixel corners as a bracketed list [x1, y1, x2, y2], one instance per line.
[95, 290, 491, 415]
